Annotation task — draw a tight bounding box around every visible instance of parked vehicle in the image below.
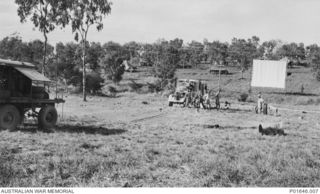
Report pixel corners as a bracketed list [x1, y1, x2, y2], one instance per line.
[0, 59, 64, 130]
[168, 79, 207, 107]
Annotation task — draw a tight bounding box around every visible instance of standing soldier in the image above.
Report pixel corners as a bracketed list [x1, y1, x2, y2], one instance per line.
[193, 91, 202, 111]
[203, 90, 211, 109]
[199, 92, 205, 109]
[184, 85, 192, 108]
[257, 93, 264, 114]
[215, 89, 221, 110]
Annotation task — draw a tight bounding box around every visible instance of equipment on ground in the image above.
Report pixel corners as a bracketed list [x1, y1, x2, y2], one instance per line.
[168, 79, 208, 107]
[0, 59, 65, 130]
[255, 103, 268, 115]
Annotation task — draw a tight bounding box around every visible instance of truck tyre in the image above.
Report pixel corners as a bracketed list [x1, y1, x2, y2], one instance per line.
[169, 102, 173, 107]
[0, 105, 21, 130]
[38, 105, 58, 129]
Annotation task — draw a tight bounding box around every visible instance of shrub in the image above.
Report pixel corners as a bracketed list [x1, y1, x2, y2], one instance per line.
[86, 72, 104, 94]
[99, 54, 125, 84]
[315, 70, 320, 81]
[128, 80, 143, 92]
[106, 86, 117, 97]
[146, 81, 162, 93]
[246, 96, 255, 103]
[238, 93, 249, 102]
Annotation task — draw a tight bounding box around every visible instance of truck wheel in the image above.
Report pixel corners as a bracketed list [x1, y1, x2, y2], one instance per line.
[169, 102, 173, 107]
[0, 105, 21, 130]
[38, 105, 58, 130]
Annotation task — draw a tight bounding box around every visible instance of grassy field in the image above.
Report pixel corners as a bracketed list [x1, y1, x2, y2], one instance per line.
[1, 66, 320, 187]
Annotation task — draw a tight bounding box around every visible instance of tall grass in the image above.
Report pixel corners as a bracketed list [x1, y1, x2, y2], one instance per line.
[1, 117, 320, 187]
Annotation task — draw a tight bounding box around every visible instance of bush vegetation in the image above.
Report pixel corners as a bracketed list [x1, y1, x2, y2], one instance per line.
[0, 35, 320, 95]
[238, 93, 249, 102]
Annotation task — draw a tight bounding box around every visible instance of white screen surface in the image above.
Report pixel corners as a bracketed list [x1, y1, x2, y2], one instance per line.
[251, 60, 287, 89]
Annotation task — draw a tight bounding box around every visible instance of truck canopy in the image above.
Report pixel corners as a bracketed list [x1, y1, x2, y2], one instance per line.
[0, 59, 51, 83]
[15, 67, 51, 83]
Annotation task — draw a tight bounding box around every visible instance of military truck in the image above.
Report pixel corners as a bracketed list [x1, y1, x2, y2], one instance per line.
[168, 79, 208, 107]
[0, 59, 64, 130]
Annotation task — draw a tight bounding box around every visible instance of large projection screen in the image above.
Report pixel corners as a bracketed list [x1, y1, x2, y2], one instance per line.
[251, 60, 287, 89]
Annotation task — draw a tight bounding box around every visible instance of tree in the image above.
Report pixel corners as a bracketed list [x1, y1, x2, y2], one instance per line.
[68, 0, 112, 101]
[152, 44, 179, 88]
[276, 42, 306, 65]
[103, 41, 128, 57]
[228, 37, 260, 79]
[15, 0, 69, 74]
[123, 41, 140, 59]
[306, 44, 320, 81]
[311, 51, 320, 81]
[99, 54, 125, 84]
[306, 44, 320, 63]
[170, 38, 184, 50]
[49, 42, 82, 86]
[123, 41, 142, 67]
[207, 41, 229, 65]
[140, 43, 157, 67]
[86, 42, 104, 71]
[99, 41, 128, 84]
[260, 40, 280, 60]
[178, 48, 192, 68]
[0, 36, 54, 71]
[188, 41, 204, 68]
[0, 36, 29, 61]
[28, 39, 54, 70]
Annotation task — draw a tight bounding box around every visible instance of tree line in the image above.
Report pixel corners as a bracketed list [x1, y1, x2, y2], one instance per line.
[1, 35, 320, 93]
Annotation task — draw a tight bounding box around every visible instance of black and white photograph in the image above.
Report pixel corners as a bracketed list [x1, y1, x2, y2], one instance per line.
[0, 0, 320, 192]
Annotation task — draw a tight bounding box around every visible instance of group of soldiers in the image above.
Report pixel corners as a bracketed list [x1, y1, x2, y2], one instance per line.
[183, 86, 221, 110]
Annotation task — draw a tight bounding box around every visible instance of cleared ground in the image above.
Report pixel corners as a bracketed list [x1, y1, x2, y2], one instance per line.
[1, 66, 320, 187]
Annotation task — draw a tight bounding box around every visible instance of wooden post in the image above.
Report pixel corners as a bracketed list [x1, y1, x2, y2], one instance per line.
[55, 51, 59, 99]
[248, 66, 252, 94]
[218, 62, 221, 90]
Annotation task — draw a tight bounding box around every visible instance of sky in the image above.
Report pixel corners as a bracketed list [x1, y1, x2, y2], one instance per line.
[0, 0, 320, 45]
